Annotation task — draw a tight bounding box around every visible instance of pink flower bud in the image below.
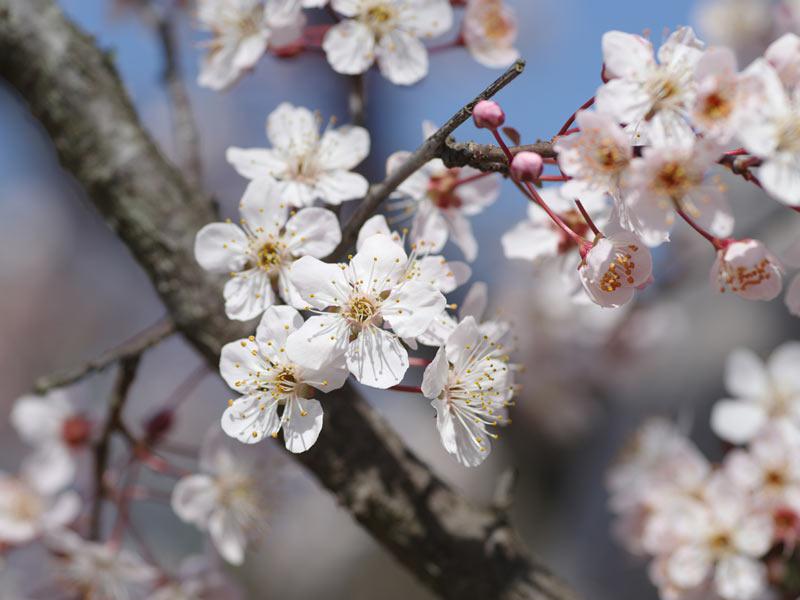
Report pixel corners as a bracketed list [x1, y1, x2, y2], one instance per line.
[510, 151, 543, 181]
[472, 100, 505, 129]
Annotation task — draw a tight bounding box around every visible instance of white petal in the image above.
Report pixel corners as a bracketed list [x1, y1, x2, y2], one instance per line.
[444, 212, 478, 262]
[397, 0, 453, 38]
[711, 400, 768, 445]
[666, 544, 712, 589]
[768, 341, 800, 392]
[786, 273, 800, 316]
[288, 255, 350, 309]
[357, 215, 395, 251]
[382, 280, 446, 338]
[226, 148, 288, 181]
[219, 336, 265, 393]
[41, 490, 81, 532]
[232, 33, 269, 71]
[431, 397, 489, 467]
[714, 555, 767, 600]
[239, 177, 288, 238]
[759, 155, 800, 206]
[454, 168, 501, 215]
[194, 223, 250, 273]
[11, 391, 72, 445]
[171, 474, 218, 524]
[388, 151, 430, 199]
[726, 348, 770, 398]
[283, 398, 324, 453]
[266, 102, 319, 155]
[350, 233, 407, 291]
[376, 30, 428, 86]
[445, 316, 481, 368]
[501, 221, 560, 262]
[223, 271, 274, 321]
[330, 0, 360, 17]
[595, 78, 652, 126]
[21, 444, 76, 496]
[459, 282, 488, 321]
[346, 327, 408, 388]
[421, 347, 449, 399]
[601, 31, 654, 79]
[317, 125, 370, 171]
[294, 353, 349, 393]
[209, 510, 247, 565]
[255, 304, 304, 363]
[221, 394, 280, 444]
[313, 170, 369, 204]
[410, 204, 449, 254]
[283, 207, 341, 258]
[286, 314, 349, 370]
[322, 20, 375, 75]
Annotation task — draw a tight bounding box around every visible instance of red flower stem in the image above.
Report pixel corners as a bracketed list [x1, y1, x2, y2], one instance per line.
[491, 128, 515, 162]
[575, 199, 601, 236]
[557, 96, 595, 136]
[673, 200, 724, 250]
[724, 148, 748, 156]
[538, 174, 570, 182]
[408, 357, 432, 368]
[453, 171, 493, 188]
[390, 385, 423, 394]
[559, 127, 580, 136]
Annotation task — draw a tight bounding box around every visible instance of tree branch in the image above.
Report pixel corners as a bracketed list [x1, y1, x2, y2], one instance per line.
[0, 3, 577, 598]
[440, 139, 556, 172]
[332, 59, 526, 260]
[34, 318, 175, 394]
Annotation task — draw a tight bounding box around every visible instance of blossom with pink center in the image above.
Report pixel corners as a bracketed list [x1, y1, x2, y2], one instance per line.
[710, 239, 783, 301]
[579, 231, 653, 308]
[596, 27, 706, 146]
[387, 122, 501, 262]
[462, 0, 519, 68]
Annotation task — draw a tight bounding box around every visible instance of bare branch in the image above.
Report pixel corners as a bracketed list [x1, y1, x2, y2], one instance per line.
[348, 73, 367, 128]
[440, 138, 556, 172]
[0, 4, 577, 598]
[332, 59, 526, 260]
[34, 318, 175, 394]
[89, 354, 141, 540]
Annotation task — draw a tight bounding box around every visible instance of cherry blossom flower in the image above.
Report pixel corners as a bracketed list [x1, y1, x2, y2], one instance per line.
[710, 239, 784, 301]
[648, 474, 772, 600]
[46, 529, 157, 598]
[694, 0, 774, 62]
[172, 433, 269, 565]
[711, 342, 800, 445]
[219, 305, 348, 451]
[579, 231, 653, 308]
[227, 103, 370, 208]
[554, 110, 632, 203]
[764, 32, 800, 89]
[622, 138, 734, 247]
[322, 0, 453, 85]
[596, 27, 706, 146]
[194, 178, 341, 320]
[10, 389, 91, 494]
[462, 0, 519, 69]
[286, 234, 446, 388]
[149, 555, 243, 600]
[501, 186, 608, 264]
[0, 472, 80, 545]
[738, 52, 800, 206]
[421, 317, 513, 467]
[387, 123, 501, 261]
[196, 0, 305, 90]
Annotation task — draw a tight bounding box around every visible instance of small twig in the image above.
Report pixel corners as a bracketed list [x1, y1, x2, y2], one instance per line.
[139, 1, 203, 187]
[348, 73, 367, 127]
[331, 59, 527, 260]
[34, 318, 175, 394]
[440, 138, 556, 173]
[89, 354, 141, 540]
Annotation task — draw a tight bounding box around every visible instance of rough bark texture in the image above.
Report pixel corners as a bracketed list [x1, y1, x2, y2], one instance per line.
[0, 2, 577, 599]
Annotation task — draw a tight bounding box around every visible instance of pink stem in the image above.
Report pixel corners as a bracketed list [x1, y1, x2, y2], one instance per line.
[575, 199, 600, 236]
[558, 97, 595, 136]
[408, 357, 432, 368]
[453, 171, 492, 188]
[538, 174, 570, 182]
[390, 385, 423, 394]
[674, 201, 725, 250]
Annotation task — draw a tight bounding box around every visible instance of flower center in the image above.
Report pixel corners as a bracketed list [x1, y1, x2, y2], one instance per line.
[345, 295, 380, 327]
[654, 161, 695, 199]
[428, 169, 463, 209]
[257, 243, 283, 272]
[483, 2, 511, 40]
[717, 256, 774, 293]
[273, 367, 297, 395]
[599, 246, 638, 293]
[364, 4, 396, 31]
[700, 91, 733, 122]
[645, 72, 682, 119]
[592, 140, 628, 173]
[710, 532, 732, 553]
[777, 115, 800, 153]
[61, 416, 91, 448]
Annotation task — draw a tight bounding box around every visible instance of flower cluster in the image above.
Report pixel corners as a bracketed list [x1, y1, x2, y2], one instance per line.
[194, 0, 521, 90]
[609, 342, 800, 600]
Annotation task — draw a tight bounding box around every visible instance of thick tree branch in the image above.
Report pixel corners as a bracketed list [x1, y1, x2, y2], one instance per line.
[333, 59, 526, 260]
[0, 2, 577, 599]
[441, 138, 556, 172]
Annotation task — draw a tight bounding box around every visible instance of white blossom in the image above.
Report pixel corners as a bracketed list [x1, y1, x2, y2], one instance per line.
[596, 27, 706, 146]
[622, 138, 733, 247]
[711, 342, 800, 445]
[286, 234, 446, 388]
[219, 305, 348, 450]
[579, 230, 653, 308]
[10, 389, 91, 494]
[148, 555, 242, 600]
[421, 317, 513, 467]
[47, 529, 157, 599]
[194, 178, 341, 320]
[322, 0, 453, 85]
[171, 433, 269, 565]
[387, 122, 501, 262]
[462, 0, 519, 69]
[197, 0, 305, 90]
[227, 103, 370, 208]
[0, 472, 80, 545]
[694, 0, 774, 62]
[710, 239, 783, 301]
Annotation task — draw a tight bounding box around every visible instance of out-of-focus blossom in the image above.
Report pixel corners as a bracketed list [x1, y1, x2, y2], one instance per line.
[387, 122, 501, 262]
[554, 110, 632, 202]
[148, 554, 243, 600]
[596, 27, 706, 146]
[501, 186, 608, 264]
[171, 434, 269, 565]
[0, 472, 80, 545]
[197, 0, 305, 90]
[695, 0, 774, 62]
[579, 231, 653, 308]
[48, 529, 156, 598]
[710, 239, 783, 301]
[322, 0, 453, 85]
[194, 178, 341, 320]
[711, 342, 800, 444]
[421, 317, 513, 467]
[462, 0, 519, 68]
[287, 234, 446, 388]
[622, 138, 733, 247]
[227, 103, 370, 208]
[219, 305, 348, 451]
[11, 389, 91, 494]
[784, 238, 800, 315]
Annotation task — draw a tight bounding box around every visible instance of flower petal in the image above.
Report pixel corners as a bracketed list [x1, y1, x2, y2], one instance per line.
[313, 170, 369, 205]
[317, 125, 370, 171]
[376, 29, 428, 86]
[322, 20, 375, 75]
[421, 346, 449, 399]
[346, 327, 408, 388]
[711, 400, 768, 445]
[194, 223, 250, 273]
[283, 398, 324, 453]
[283, 207, 341, 258]
[223, 271, 274, 321]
